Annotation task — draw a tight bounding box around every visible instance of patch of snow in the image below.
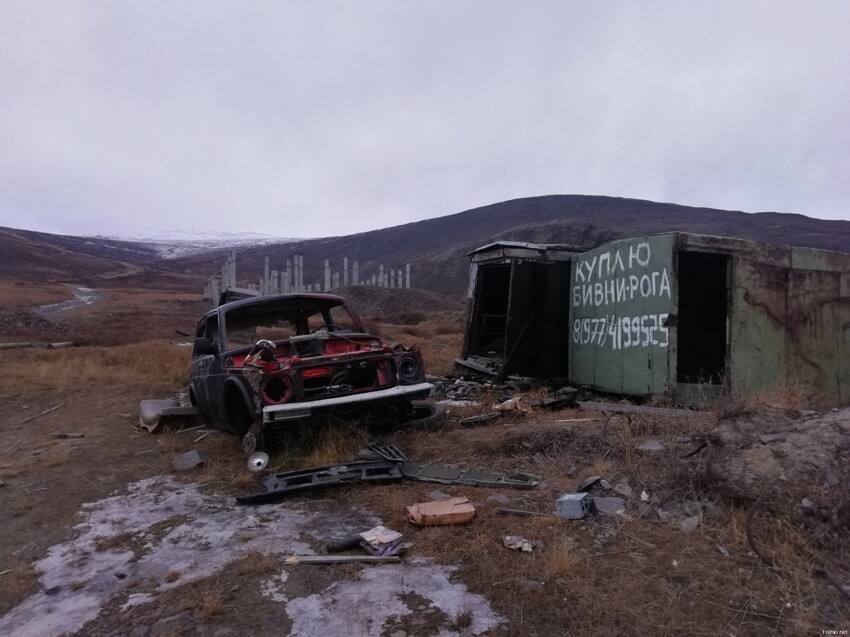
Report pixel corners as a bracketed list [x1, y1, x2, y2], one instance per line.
[0, 480, 504, 637]
[285, 558, 505, 637]
[98, 231, 299, 259]
[35, 286, 105, 316]
[120, 593, 154, 611]
[260, 572, 289, 603]
[0, 477, 377, 637]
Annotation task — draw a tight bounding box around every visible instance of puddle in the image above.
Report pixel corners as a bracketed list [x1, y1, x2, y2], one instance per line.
[35, 287, 105, 317]
[0, 476, 503, 637]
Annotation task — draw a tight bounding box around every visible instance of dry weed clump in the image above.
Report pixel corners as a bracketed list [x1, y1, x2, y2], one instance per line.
[545, 540, 579, 577]
[192, 584, 226, 619]
[229, 551, 281, 577]
[0, 562, 39, 609]
[363, 315, 464, 376]
[713, 377, 831, 420]
[298, 425, 368, 468]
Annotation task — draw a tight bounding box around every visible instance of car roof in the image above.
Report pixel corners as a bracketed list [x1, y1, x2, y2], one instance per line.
[204, 293, 348, 319]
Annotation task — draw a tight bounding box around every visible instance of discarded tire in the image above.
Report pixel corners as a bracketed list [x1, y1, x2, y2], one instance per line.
[408, 401, 447, 430]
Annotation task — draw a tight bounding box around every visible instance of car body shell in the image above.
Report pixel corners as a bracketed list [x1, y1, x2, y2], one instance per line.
[188, 293, 432, 435]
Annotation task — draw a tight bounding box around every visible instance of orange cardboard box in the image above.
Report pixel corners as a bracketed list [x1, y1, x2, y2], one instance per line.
[406, 496, 476, 526]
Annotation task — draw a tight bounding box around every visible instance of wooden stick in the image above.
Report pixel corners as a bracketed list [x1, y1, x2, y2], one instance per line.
[0, 570, 11, 576]
[176, 424, 206, 434]
[15, 403, 65, 426]
[193, 432, 210, 443]
[495, 508, 554, 518]
[1, 440, 21, 454]
[284, 555, 401, 565]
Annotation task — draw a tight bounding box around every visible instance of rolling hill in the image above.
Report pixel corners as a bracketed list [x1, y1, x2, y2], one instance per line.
[160, 195, 850, 295]
[2, 195, 850, 296]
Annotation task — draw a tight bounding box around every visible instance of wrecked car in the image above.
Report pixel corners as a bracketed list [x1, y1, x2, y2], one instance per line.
[189, 293, 438, 452]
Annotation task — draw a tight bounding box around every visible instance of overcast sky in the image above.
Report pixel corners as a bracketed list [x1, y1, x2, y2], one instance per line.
[1, 2, 848, 239]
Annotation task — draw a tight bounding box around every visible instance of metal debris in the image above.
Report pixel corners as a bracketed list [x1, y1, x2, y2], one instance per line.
[399, 462, 539, 490]
[237, 461, 403, 504]
[138, 400, 198, 434]
[359, 526, 404, 556]
[576, 475, 601, 492]
[556, 493, 591, 519]
[173, 450, 210, 471]
[367, 442, 539, 489]
[247, 452, 270, 472]
[503, 536, 535, 552]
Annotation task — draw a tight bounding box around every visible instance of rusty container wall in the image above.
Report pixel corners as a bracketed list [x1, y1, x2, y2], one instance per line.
[785, 247, 850, 402]
[681, 235, 789, 397]
[696, 238, 850, 402]
[568, 234, 677, 396]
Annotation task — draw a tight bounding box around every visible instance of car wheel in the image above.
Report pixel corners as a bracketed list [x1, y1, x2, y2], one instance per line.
[225, 392, 253, 436]
[242, 428, 266, 455]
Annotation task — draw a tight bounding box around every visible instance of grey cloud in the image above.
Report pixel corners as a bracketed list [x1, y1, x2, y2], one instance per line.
[0, 1, 848, 238]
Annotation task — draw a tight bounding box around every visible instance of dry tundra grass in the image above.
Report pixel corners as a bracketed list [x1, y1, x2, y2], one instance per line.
[2, 283, 848, 636]
[0, 278, 74, 309]
[0, 341, 190, 398]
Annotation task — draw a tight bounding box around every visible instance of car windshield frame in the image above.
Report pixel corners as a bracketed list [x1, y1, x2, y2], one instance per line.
[219, 295, 370, 352]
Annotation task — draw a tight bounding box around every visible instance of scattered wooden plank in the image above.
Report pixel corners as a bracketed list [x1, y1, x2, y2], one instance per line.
[46, 342, 75, 349]
[192, 432, 210, 443]
[0, 569, 11, 577]
[284, 555, 401, 565]
[176, 424, 206, 434]
[495, 508, 554, 518]
[15, 403, 65, 426]
[577, 401, 696, 418]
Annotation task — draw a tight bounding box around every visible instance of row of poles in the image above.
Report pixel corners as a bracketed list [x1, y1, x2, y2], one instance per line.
[204, 250, 411, 302]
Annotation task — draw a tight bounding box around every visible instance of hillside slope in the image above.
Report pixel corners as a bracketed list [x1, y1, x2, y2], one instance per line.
[163, 195, 850, 295]
[0, 227, 157, 280]
[3, 195, 849, 295]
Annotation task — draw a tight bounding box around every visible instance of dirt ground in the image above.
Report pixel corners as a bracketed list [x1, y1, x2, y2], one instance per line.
[1, 278, 848, 637]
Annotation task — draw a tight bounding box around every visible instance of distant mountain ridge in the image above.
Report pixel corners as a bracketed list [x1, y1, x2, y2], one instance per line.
[161, 195, 850, 295]
[2, 195, 849, 295]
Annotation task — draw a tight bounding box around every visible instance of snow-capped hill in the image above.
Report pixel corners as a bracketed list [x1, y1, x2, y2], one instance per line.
[99, 232, 299, 259]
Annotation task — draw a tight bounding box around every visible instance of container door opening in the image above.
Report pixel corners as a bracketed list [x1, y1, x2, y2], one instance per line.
[677, 252, 729, 384]
[470, 264, 511, 359]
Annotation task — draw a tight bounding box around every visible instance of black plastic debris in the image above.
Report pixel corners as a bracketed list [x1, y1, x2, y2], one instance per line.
[236, 461, 402, 504]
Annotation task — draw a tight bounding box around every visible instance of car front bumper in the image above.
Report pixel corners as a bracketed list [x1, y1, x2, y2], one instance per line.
[262, 382, 434, 423]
